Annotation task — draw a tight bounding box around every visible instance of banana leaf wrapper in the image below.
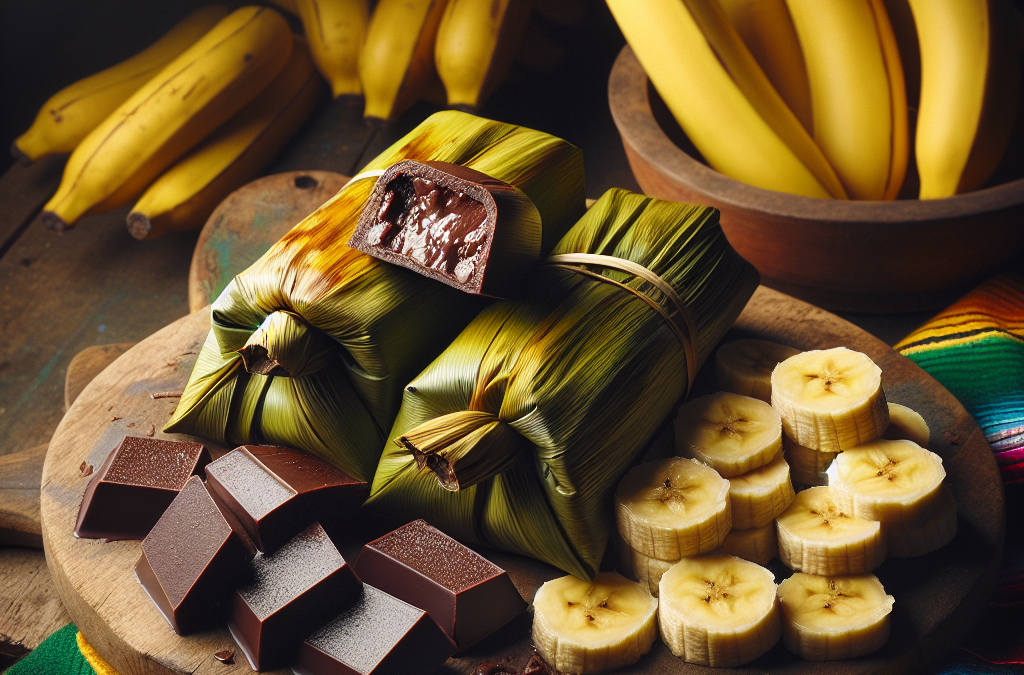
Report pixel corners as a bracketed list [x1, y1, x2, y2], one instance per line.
[366, 188, 760, 578]
[165, 111, 586, 482]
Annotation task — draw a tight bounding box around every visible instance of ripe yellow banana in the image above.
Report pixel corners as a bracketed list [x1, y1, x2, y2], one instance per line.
[785, 0, 907, 200]
[434, 0, 532, 110]
[675, 392, 783, 478]
[360, 0, 450, 122]
[605, 0, 844, 199]
[127, 38, 323, 240]
[39, 7, 293, 231]
[715, 0, 813, 132]
[11, 6, 229, 164]
[294, 0, 369, 98]
[908, 0, 1022, 198]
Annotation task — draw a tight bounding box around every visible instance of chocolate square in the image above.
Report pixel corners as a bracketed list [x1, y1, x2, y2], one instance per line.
[134, 475, 252, 635]
[228, 522, 362, 671]
[354, 519, 526, 650]
[205, 445, 367, 553]
[347, 160, 542, 299]
[294, 585, 456, 675]
[75, 436, 210, 540]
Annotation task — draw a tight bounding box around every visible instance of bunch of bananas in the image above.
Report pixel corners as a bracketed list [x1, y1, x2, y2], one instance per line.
[270, 0, 537, 122]
[606, 0, 1024, 200]
[15, 6, 325, 238]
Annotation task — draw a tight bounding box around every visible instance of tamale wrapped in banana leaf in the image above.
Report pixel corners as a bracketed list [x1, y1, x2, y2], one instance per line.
[165, 112, 586, 482]
[365, 189, 760, 578]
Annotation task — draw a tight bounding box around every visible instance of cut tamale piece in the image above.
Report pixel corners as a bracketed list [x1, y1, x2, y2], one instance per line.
[165, 111, 585, 482]
[348, 160, 542, 298]
[366, 188, 760, 579]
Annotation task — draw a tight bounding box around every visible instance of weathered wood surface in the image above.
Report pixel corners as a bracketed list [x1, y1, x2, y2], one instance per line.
[188, 171, 349, 313]
[0, 445, 47, 548]
[0, 547, 72, 659]
[40, 286, 1003, 675]
[64, 343, 137, 412]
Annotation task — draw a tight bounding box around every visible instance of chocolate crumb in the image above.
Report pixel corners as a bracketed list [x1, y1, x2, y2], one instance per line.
[110, 416, 121, 422]
[151, 391, 183, 400]
[146, 425, 155, 437]
[213, 649, 235, 664]
[79, 462, 93, 477]
[522, 653, 551, 675]
[127, 423, 135, 428]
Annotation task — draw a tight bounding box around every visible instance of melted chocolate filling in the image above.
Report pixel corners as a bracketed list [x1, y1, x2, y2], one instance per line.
[366, 174, 489, 284]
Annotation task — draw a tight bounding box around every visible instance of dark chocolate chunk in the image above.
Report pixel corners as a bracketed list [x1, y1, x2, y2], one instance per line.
[205, 445, 367, 553]
[348, 160, 542, 299]
[134, 476, 252, 635]
[354, 519, 526, 651]
[228, 522, 362, 671]
[293, 585, 456, 675]
[75, 436, 210, 540]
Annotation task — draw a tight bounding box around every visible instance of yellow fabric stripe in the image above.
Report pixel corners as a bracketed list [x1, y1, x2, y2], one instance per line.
[76, 632, 120, 675]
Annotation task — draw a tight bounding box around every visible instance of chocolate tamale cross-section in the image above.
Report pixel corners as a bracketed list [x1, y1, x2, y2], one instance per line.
[348, 160, 542, 298]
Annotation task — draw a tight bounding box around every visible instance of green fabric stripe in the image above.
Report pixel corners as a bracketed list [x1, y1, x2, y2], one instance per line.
[902, 335, 1024, 414]
[4, 624, 94, 675]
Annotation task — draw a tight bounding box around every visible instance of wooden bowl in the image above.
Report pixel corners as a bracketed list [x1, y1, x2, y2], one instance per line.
[608, 45, 1024, 313]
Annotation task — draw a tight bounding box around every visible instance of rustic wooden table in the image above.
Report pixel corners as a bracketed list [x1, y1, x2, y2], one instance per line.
[0, 0, 976, 670]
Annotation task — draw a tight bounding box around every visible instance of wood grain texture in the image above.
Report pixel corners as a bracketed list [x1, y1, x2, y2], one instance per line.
[39, 287, 1003, 675]
[187, 171, 349, 313]
[608, 45, 1024, 314]
[0, 445, 47, 548]
[0, 547, 71, 658]
[64, 343, 136, 412]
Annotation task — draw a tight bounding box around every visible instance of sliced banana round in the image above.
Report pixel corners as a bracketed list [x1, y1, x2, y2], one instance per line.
[715, 339, 801, 402]
[776, 487, 886, 575]
[675, 392, 783, 478]
[826, 439, 946, 530]
[615, 457, 731, 561]
[658, 555, 781, 667]
[883, 402, 931, 447]
[532, 572, 659, 674]
[885, 486, 958, 557]
[771, 347, 889, 452]
[777, 572, 894, 661]
[717, 522, 778, 567]
[782, 435, 837, 487]
[728, 450, 795, 529]
[630, 547, 674, 598]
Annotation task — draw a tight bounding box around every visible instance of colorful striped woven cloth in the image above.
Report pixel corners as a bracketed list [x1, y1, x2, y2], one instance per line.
[896, 272, 1024, 670]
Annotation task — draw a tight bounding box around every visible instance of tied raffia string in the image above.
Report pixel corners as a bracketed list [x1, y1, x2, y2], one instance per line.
[545, 253, 699, 396]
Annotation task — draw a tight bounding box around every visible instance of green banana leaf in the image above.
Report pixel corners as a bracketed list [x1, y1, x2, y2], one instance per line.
[166, 111, 586, 481]
[366, 188, 760, 578]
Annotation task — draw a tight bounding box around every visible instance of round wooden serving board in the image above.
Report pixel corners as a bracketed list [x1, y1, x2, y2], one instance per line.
[41, 287, 1003, 675]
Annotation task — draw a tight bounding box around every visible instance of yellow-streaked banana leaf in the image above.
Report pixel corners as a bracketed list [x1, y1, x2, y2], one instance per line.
[165, 112, 586, 481]
[366, 189, 760, 578]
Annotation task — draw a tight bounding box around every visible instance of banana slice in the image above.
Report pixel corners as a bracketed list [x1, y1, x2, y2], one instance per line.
[777, 572, 894, 661]
[776, 487, 886, 575]
[532, 572, 659, 674]
[630, 547, 674, 598]
[782, 435, 837, 487]
[771, 347, 889, 452]
[729, 450, 795, 529]
[615, 458, 731, 561]
[675, 392, 783, 478]
[826, 439, 946, 530]
[658, 555, 781, 667]
[715, 339, 801, 402]
[717, 522, 778, 567]
[883, 402, 931, 447]
[885, 486, 957, 557]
